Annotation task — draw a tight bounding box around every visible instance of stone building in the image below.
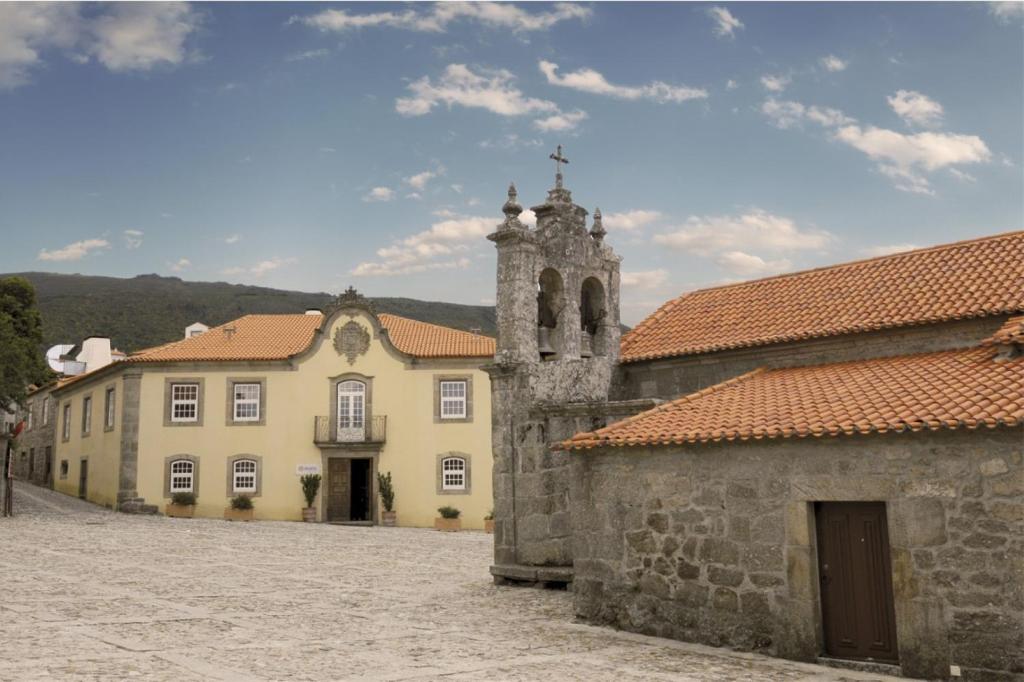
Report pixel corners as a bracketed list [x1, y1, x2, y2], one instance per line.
[486, 158, 1023, 680]
[10, 381, 59, 487]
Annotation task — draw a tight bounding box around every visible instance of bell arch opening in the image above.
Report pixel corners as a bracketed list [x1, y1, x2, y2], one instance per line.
[580, 276, 607, 357]
[537, 268, 565, 359]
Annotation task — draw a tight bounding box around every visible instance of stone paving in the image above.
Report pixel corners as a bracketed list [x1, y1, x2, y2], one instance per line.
[0, 482, 902, 681]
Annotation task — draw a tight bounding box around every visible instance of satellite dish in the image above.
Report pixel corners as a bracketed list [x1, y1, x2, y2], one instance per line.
[45, 344, 75, 373]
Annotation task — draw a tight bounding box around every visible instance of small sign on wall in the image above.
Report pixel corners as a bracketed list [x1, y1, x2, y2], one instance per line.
[296, 464, 321, 476]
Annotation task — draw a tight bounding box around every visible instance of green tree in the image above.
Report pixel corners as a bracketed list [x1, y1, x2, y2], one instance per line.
[0, 277, 49, 413]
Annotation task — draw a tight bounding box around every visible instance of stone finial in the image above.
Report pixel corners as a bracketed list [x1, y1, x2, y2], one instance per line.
[325, 285, 375, 315]
[590, 207, 606, 242]
[501, 182, 525, 230]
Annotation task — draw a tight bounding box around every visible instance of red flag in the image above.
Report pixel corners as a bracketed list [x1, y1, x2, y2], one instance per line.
[11, 420, 25, 438]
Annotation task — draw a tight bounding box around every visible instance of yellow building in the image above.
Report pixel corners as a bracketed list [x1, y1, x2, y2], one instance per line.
[50, 289, 496, 528]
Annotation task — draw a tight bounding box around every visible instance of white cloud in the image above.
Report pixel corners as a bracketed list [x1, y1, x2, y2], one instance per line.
[290, 3, 590, 34]
[319, 146, 337, 153]
[707, 6, 743, 38]
[396, 63, 558, 118]
[948, 168, 977, 183]
[989, 2, 1024, 23]
[538, 61, 708, 103]
[450, 184, 464, 194]
[479, 133, 544, 150]
[363, 186, 396, 202]
[820, 55, 848, 72]
[601, 210, 662, 232]
[285, 48, 329, 62]
[621, 269, 669, 290]
[404, 167, 444, 190]
[89, 3, 202, 72]
[169, 258, 191, 273]
[224, 234, 241, 244]
[123, 229, 143, 250]
[0, 4, 80, 89]
[223, 256, 298, 278]
[862, 244, 921, 257]
[761, 98, 855, 129]
[38, 238, 110, 262]
[653, 209, 832, 255]
[716, 251, 792, 277]
[760, 74, 791, 92]
[533, 109, 588, 132]
[726, 79, 738, 90]
[887, 90, 944, 128]
[352, 213, 500, 276]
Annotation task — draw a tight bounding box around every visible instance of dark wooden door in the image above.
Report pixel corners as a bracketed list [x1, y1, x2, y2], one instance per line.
[326, 459, 349, 522]
[816, 502, 899, 662]
[349, 459, 371, 521]
[78, 459, 88, 499]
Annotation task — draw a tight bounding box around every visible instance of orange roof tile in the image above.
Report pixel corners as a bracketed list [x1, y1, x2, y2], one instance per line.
[564, 340, 1024, 450]
[620, 231, 1024, 363]
[985, 314, 1024, 346]
[377, 314, 495, 358]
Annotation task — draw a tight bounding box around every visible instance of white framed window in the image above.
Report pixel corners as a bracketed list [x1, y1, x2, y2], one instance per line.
[62, 403, 71, 440]
[26, 403, 33, 431]
[337, 381, 365, 430]
[42, 397, 49, 426]
[105, 388, 116, 428]
[439, 381, 467, 420]
[441, 456, 466, 490]
[170, 383, 199, 422]
[232, 459, 257, 493]
[232, 383, 260, 422]
[170, 459, 194, 492]
[81, 397, 92, 435]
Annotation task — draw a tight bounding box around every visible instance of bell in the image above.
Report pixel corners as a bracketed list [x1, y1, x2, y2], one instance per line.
[580, 331, 593, 358]
[537, 327, 557, 357]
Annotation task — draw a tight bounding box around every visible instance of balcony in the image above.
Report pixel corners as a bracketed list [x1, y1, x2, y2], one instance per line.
[313, 415, 387, 447]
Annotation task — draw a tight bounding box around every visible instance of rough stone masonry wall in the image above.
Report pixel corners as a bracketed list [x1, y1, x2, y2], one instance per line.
[570, 428, 1023, 681]
[616, 316, 1009, 402]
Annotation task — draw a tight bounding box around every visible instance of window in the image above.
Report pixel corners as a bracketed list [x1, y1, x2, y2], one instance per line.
[59, 460, 69, 479]
[439, 381, 467, 419]
[26, 403, 33, 431]
[170, 383, 199, 422]
[441, 456, 466, 490]
[337, 380, 366, 431]
[81, 396, 92, 435]
[62, 403, 71, 441]
[232, 459, 257, 493]
[169, 459, 194, 492]
[42, 397, 49, 426]
[232, 383, 260, 422]
[104, 387, 115, 429]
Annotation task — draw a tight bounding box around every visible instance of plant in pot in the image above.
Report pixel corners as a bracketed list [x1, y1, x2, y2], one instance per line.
[435, 505, 461, 532]
[300, 474, 321, 522]
[225, 494, 254, 522]
[166, 492, 196, 518]
[378, 471, 396, 526]
[484, 509, 495, 534]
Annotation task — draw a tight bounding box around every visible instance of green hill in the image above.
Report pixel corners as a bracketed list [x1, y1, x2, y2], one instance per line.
[5, 272, 496, 353]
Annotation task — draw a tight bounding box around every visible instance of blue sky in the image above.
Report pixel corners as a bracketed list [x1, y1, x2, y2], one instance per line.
[1, 2, 1021, 324]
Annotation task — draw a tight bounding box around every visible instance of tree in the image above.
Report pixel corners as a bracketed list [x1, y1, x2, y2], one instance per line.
[0, 277, 49, 413]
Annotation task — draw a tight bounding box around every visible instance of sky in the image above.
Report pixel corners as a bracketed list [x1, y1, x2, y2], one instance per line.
[1, 2, 1022, 325]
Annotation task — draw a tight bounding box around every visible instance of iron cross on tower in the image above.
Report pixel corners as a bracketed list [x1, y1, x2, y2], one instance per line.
[549, 144, 569, 189]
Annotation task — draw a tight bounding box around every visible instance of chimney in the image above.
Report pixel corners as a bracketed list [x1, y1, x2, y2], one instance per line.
[305, 309, 323, 316]
[76, 337, 112, 373]
[224, 325, 237, 341]
[185, 322, 209, 339]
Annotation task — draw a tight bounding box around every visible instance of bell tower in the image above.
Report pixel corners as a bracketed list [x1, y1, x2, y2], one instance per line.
[486, 147, 621, 583]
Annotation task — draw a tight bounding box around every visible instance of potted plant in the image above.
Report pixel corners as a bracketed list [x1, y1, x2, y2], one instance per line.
[225, 494, 254, 521]
[435, 505, 461, 532]
[484, 509, 495, 534]
[300, 473, 321, 522]
[166, 492, 196, 518]
[378, 471, 396, 526]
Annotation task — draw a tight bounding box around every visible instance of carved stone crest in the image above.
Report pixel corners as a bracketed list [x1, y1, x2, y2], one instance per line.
[334, 320, 370, 365]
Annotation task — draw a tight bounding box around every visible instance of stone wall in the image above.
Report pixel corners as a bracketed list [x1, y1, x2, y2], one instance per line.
[11, 387, 57, 487]
[615, 316, 1009, 401]
[570, 428, 1023, 681]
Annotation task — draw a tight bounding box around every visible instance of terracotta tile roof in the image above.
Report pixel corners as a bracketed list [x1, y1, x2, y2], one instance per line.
[985, 314, 1024, 346]
[377, 314, 495, 358]
[620, 231, 1024, 363]
[565, 335, 1024, 451]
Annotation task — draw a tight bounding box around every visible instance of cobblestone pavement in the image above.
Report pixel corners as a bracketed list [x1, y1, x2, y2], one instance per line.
[1, 482, 901, 681]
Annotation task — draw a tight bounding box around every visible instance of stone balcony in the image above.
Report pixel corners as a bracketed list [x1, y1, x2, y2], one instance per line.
[313, 415, 387, 447]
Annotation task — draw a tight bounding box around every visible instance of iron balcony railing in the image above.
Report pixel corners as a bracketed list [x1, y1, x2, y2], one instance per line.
[313, 415, 387, 445]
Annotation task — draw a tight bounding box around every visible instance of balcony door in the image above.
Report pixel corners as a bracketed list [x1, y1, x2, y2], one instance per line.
[336, 380, 365, 442]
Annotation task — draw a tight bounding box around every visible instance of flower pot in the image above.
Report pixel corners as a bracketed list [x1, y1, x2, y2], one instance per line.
[165, 503, 194, 518]
[434, 517, 461, 532]
[381, 510, 397, 527]
[484, 519, 495, 534]
[301, 507, 317, 523]
[224, 507, 254, 522]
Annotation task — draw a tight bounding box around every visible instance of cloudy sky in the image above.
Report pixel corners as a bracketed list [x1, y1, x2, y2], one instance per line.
[1, 2, 1021, 324]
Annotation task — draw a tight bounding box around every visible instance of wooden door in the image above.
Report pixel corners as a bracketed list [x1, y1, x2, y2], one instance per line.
[816, 502, 899, 662]
[326, 459, 350, 522]
[78, 459, 88, 499]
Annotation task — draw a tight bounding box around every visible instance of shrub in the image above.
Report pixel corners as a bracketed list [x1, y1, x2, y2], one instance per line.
[300, 474, 321, 508]
[437, 505, 461, 519]
[230, 494, 253, 510]
[171, 492, 196, 506]
[377, 471, 395, 512]
[484, 509, 494, 520]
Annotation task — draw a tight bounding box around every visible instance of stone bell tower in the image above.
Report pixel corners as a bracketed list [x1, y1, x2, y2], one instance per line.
[486, 146, 626, 584]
